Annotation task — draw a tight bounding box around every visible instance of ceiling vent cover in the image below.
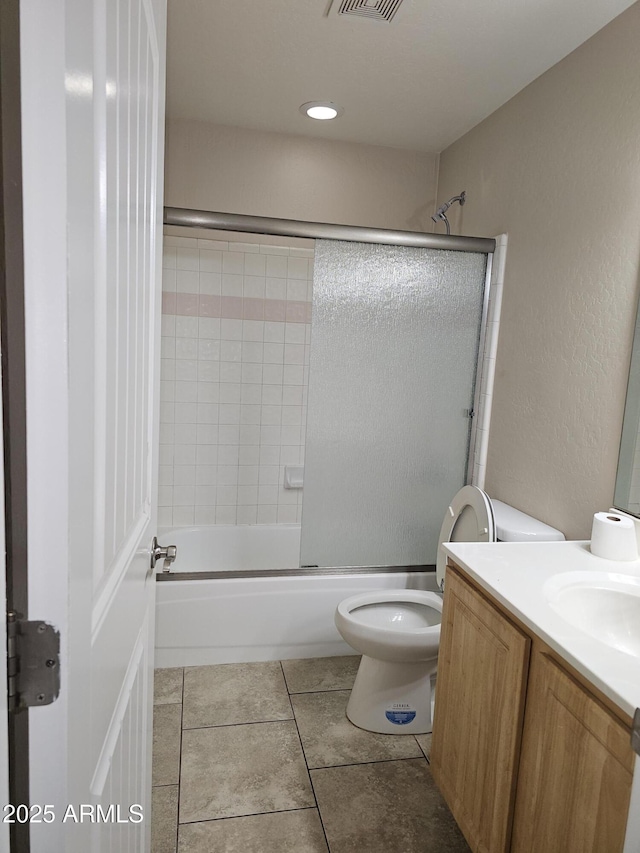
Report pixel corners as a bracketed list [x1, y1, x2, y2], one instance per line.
[331, 0, 404, 23]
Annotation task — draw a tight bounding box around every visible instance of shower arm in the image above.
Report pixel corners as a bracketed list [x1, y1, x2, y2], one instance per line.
[432, 191, 467, 236]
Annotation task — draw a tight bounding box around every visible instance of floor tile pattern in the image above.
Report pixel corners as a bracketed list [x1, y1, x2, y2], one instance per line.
[152, 655, 470, 853]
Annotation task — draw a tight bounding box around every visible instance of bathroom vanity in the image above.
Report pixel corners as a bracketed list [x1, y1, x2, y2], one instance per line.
[431, 540, 640, 853]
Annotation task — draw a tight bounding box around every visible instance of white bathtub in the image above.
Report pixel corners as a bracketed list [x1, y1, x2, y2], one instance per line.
[154, 525, 437, 667]
[159, 523, 302, 572]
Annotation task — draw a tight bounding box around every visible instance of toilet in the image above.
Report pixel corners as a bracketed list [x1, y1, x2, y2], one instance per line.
[335, 485, 564, 735]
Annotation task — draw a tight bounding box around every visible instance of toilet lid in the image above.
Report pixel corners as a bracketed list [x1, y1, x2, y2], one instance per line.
[436, 485, 495, 590]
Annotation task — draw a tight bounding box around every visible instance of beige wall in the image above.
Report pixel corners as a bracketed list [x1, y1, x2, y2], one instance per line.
[438, 3, 640, 538]
[165, 119, 439, 232]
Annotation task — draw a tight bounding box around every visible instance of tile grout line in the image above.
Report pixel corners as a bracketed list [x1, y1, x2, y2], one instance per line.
[175, 667, 185, 851]
[279, 659, 333, 853]
[178, 804, 319, 828]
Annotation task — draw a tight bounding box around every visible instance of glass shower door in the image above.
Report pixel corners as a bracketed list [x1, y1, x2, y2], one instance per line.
[300, 240, 488, 568]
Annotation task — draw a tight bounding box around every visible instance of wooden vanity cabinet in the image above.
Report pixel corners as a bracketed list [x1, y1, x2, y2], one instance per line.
[430, 567, 530, 853]
[431, 563, 634, 853]
[511, 649, 634, 853]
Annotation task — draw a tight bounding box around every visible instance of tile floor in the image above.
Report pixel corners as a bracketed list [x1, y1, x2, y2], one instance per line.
[151, 656, 470, 853]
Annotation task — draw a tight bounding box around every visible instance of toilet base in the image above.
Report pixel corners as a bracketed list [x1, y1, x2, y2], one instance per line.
[346, 655, 437, 735]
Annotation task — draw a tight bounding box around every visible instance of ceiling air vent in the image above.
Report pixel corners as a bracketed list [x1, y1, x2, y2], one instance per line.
[330, 0, 404, 24]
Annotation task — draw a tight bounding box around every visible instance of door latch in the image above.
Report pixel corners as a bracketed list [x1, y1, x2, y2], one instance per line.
[150, 537, 177, 573]
[7, 612, 61, 713]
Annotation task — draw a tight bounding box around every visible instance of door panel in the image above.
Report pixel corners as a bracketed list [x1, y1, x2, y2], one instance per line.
[431, 566, 530, 853]
[511, 649, 633, 853]
[21, 0, 166, 849]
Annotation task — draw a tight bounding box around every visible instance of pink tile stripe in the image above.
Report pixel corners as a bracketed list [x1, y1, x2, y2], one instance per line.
[162, 292, 312, 323]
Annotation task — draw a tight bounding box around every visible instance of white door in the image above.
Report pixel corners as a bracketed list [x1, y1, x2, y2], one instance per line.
[20, 0, 167, 850]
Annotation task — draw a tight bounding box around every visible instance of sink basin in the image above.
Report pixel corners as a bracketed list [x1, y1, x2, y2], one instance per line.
[544, 571, 640, 657]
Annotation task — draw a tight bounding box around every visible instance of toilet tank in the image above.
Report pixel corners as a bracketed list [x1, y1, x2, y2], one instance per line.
[492, 500, 565, 542]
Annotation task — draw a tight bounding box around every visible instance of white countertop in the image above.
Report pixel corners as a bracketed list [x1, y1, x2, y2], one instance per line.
[443, 539, 640, 719]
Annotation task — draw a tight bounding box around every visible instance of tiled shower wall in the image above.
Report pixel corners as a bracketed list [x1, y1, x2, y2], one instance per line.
[158, 230, 313, 528]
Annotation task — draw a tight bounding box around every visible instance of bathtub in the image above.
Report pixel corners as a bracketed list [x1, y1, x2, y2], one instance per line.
[158, 523, 302, 573]
[154, 524, 437, 668]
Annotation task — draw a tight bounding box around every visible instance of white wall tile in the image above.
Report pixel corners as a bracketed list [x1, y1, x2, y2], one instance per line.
[222, 274, 243, 297]
[161, 233, 313, 527]
[241, 384, 262, 404]
[175, 381, 198, 402]
[266, 278, 287, 300]
[194, 507, 217, 525]
[176, 269, 198, 293]
[242, 341, 263, 363]
[199, 250, 222, 272]
[287, 257, 308, 279]
[238, 467, 259, 486]
[260, 446, 281, 466]
[198, 361, 220, 382]
[176, 338, 198, 360]
[218, 445, 239, 465]
[244, 253, 267, 277]
[173, 485, 195, 506]
[237, 506, 258, 524]
[162, 247, 177, 269]
[286, 281, 308, 301]
[198, 382, 221, 404]
[266, 255, 288, 278]
[197, 424, 220, 444]
[175, 444, 197, 465]
[221, 319, 243, 340]
[176, 359, 198, 381]
[259, 244, 289, 257]
[220, 363, 242, 383]
[238, 445, 260, 465]
[222, 251, 244, 274]
[175, 402, 197, 424]
[173, 506, 195, 527]
[241, 364, 263, 384]
[174, 466, 196, 486]
[257, 505, 277, 524]
[285, 323, 306, 344]
[199, 273, 221, 295]
[244, 276, 266, 299]
[242, 320, 264, 341]
[217, 466, 239, 486]
[176, 247, 199, 271]
[216, 506, 237, 524]
[277, 506, 297, 523]
[263, 364, 283, 385]
[196, 445, 217, 465]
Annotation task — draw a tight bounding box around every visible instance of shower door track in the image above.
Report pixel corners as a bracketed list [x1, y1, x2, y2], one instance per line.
[164, 207, 496, 254]
[156, 564, 436, 582]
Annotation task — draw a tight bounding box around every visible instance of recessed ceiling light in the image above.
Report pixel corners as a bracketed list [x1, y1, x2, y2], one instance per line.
[299, 101, 344, 120]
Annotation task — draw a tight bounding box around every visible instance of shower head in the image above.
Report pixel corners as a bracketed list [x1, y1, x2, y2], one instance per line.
[431, 191, 467, 236]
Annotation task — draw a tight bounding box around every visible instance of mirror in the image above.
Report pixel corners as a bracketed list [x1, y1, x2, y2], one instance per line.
[614, 304, 640, 516]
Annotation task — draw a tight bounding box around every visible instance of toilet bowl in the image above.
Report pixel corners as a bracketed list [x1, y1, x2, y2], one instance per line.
[335, 486, 565, 735]
[335, 590, 442, 734]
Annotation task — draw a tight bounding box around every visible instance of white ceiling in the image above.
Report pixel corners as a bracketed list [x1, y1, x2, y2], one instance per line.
[166, 0, 636, 153]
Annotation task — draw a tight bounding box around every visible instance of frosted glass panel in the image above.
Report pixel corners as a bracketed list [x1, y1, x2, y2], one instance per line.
[300, 241, 487, 568]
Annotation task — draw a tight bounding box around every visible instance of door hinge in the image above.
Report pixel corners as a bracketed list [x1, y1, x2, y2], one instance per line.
[633, 708, 640, 757]
[7, 612, 60, 713]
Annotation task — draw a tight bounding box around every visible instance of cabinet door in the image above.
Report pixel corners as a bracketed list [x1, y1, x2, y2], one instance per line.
[431, 566, 531, 853]
[511, 649, 633, 853]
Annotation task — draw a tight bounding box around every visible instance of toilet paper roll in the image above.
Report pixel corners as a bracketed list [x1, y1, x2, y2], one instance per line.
[590, 512, 639, 561]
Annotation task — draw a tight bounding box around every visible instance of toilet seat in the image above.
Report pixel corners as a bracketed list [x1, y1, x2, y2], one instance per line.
[335, 590, 443, 663]
[436, 485, 495, 590]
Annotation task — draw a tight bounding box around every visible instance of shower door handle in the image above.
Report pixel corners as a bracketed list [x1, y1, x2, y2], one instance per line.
[150, 537, 177, 572]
